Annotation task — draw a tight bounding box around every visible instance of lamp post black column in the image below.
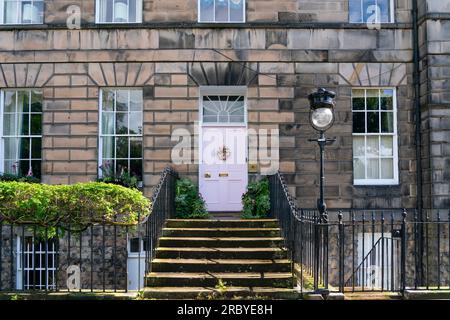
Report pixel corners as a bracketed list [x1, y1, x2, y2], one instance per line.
[308, 88, 337, 223]
[308, 88, 336, 293]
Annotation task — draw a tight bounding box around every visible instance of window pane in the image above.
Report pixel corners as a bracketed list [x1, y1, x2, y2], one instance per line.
[102, 89, 115, 111]
[102, 112, 115, 134]
[352, 97, 365, 110]
[114, 0, 128, 22]
[353, 112, 365, 133]
[130, 159, 142, 180]
[380, 159, 394, 179]
[3, 91, 16, 112]
[354, 158, 365, 180]
[3, 113, 16, 135]
[22, 1, 44, 24]
[129, 90, 143, 111]
[30, 114, 42, 135]
[116, 137, 129, 159]
[366, 112, 379, 133]
[380, 136, 393, 156]
[31, 138, 41, 159]
[128, 0, 138, 22]
[129, 112, 142, 135]
[353, 136, 365, 157]
[378, 0, 391, 23]
[99, 0, 114, 22]
[349, 0, 363, 23]
[19, 113, 30, 135]
[116, 159, 128, 174]
[19, 159, 29, 177]
[380, 89, 393, 110]
[116, 90, 128, 111]
[230, 0, 244, 22]
[102, 137, 115, 159]
[362, 0, 377, 23]
[366, 96, 379, 110]
[381, 112, 394, 133]
[17, 91, 29, 112]
[31, 90, 42, 112]
[19, 137, 30, 159]
[366, 136, 379, 157]
[215, 0, 229, 22]
[4, 138, 18, 160]
[4, 0, 19, 24]
[130, 137, 142, 158]
[30, 160, 41, 179]
[200, 0, 214, 22]
[367, 158, 379, 179]
[130, 238, 140, 253]
[116, 112, 128, 134]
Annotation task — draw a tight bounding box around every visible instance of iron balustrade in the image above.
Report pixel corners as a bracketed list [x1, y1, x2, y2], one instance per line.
[269, 171, 450, 295]
[0, 167, 178, 293]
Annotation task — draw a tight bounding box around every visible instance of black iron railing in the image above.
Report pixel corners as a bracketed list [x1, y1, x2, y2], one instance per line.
[269, 171, 450, 295]
[0, 167, 178, 293]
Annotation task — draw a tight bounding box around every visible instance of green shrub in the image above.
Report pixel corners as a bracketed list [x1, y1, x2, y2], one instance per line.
[0, 182, 151, 231]
[241, 178, 271, 219]
[0, 173, 40, 183]
[175, 178, 209, 219]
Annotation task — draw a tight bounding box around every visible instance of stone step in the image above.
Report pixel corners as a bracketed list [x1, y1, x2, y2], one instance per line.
[145, 272, 294, 288]
[151, 258, 291, 273]
[155, 247, 289, 260]
[165, 219, 279, 229]
[158, 237, 285, 248]
[142, 286, 302, 300]
[162, 227, 281, 238]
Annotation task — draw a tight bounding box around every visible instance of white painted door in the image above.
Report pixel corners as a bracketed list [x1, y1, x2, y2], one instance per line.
[127, 237, 145, 291]
[199, 126, 248, 212]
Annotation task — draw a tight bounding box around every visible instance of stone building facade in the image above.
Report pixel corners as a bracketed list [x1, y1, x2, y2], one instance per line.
[0, 0, 448, 211]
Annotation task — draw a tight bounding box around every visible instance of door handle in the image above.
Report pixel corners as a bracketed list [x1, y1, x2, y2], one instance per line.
[219, 172, 229, 177]
[204, 173, 211, 178]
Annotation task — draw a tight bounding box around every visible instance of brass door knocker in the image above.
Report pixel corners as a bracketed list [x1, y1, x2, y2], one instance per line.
[217, 146, 231, 161]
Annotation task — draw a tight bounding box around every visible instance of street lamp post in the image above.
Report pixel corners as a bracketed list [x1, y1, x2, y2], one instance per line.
[307, 88, 336, 294]
[308, 88, 337, 224]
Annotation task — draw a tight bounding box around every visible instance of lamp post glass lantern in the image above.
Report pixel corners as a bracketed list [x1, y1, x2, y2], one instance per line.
[308, 88, 336, 223]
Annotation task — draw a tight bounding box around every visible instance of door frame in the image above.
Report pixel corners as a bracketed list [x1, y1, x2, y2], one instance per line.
[198, 86, 249, 211]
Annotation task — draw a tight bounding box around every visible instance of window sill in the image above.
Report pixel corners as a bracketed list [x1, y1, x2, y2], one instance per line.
[353, 182, 399, 187]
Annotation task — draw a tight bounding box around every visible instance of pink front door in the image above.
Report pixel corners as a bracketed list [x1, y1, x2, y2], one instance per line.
[199, 127, 248, 212]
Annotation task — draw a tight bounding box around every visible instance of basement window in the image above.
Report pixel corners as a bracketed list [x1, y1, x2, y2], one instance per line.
[199, 0, 245, 23]
[96, 0, 143, 24]
[0, 0, 44, 24]
[349, 0, 395, 24]
[16, 236, 58, 290]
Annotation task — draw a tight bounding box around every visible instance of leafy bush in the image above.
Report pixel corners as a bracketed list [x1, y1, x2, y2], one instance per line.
[0, 182, 151, 230]
[175, 178, 209, 219]
[241, 178, 271, 219]
[0, 173, 40, 183]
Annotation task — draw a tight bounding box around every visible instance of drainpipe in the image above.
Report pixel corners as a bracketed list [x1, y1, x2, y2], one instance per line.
[412, 0, 424, 286]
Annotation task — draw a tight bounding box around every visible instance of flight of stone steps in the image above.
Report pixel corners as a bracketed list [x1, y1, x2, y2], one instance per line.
[143, 218, 301, 299]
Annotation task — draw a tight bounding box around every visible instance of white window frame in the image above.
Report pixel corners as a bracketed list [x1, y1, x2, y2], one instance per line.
[95, 0, 143, 24]
[0, 0, 44, 25]
[0, 89, 43, 178]
[98, 88, 143, 185]
[349, 0, 395, 24]
[198, 0, 246, 23]
[16, 236, 57, 290]
[352, 87, 399, 186]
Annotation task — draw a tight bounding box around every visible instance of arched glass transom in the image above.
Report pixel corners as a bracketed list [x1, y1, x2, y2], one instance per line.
[202, 95, 245, 124]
